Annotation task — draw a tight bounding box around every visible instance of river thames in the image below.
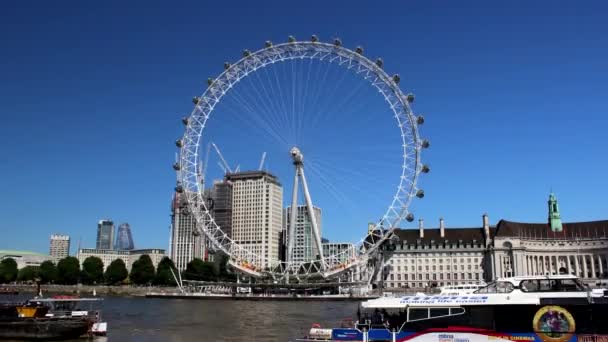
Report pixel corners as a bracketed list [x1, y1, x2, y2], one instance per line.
[97, 297, 359, 341]
[3, 295, 360, 341]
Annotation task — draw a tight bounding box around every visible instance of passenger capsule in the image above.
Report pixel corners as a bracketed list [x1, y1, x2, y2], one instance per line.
[192, 96, 201, 105]
[181, 117, 189, 126]
[421, 165, 430, 173]
[421, 140, 430, 149]
[416, 189, 425, 198]
[192, 229, 200, 236]
[207, 78, 214, 86]
[393, 74, 400, 84]
[334, 38, 342, 46]
[355, 46, 364, 55]
[288, 35, 296, 43]
[224, 62, 231, 70]
[242, 49, 251, 57]
[173, 163, 180, 171]
[175, 139, 183, 148]
[416, 115, 424, 125]
[175, 185, 184, 193]
[265, 40, 273, 48]
[311, 35, 318, 43]
[406, 213, 415, 222]
[406, 93, 415, 103]
[375, 58, 383, 68]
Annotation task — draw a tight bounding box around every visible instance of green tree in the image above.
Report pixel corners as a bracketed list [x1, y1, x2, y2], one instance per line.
[183, 258, 216, 281]
[104, 259, 128, 285]
[81, 256, 104, 285]
[0, 258, 18, 283]
[39, 261, 57, 284]
[154, 257, 177, 286]
[130, 255, 155, 285]
[216, 253, 236, 282]
[57, 257, 80, 285]
[17, 266, 39, 282]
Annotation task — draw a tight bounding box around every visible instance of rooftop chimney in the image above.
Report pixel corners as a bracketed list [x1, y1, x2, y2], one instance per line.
[483, 213, 490, 244]
[418, 218, 424, 238]
[440, 218, 445, 238]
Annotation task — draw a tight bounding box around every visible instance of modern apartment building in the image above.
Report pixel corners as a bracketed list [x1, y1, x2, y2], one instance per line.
[227, 171, 283, 269]
[170, 192, 206, 271]
[49, 234, 70, 262]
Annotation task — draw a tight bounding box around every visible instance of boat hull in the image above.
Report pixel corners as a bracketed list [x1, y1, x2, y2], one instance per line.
[0, 318, 91, 340]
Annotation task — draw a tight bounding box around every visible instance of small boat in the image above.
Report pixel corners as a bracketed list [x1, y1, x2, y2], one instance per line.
[0, 303, 91, 340]
[33, 295, 108, 336]
[297, 274, 608, 341]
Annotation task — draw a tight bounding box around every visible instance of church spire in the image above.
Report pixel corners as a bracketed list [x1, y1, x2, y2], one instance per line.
[548, 192, 563, 232]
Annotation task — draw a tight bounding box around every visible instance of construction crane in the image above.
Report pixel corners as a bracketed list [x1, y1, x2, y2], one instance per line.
[258, 152, 267, 171]
[211, 142, 233, 174]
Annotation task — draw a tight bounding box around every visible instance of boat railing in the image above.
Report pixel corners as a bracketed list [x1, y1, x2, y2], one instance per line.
[579, 335, 608, 342]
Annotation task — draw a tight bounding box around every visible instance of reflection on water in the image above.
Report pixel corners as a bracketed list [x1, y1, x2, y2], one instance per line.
[106, 298, 359, 342]
[2, 295, 360, 342]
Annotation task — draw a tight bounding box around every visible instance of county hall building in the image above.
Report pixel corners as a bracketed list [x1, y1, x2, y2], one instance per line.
[382, 193, 608, 290]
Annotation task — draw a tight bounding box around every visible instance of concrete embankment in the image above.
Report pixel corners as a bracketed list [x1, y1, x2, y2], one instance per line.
[4, 284, 168, 297]
[145, 292, 376, 301]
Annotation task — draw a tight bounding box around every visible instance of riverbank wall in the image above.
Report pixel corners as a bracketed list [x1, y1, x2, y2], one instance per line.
[4, 284, 167, 297]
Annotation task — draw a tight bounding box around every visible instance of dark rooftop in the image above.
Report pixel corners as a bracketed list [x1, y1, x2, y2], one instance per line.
[495, 219, 608, 239]
[225, 170, 281, 186]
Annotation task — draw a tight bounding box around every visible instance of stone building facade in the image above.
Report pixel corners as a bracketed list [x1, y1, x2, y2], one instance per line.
[381, 193, 608, 290]
[489, 194, 608, 283]
[381, 216, 493, 290]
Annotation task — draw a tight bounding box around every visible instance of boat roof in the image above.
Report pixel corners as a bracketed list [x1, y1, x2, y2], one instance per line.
[496, 274, 579, 282]
[33, 298, 103, 302]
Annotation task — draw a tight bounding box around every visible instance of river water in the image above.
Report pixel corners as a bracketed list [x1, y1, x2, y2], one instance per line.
[2, 295, 360, 342]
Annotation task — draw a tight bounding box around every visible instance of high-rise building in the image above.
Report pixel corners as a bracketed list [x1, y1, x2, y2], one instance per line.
[96, 220, 115, 250]
[284, 205, 322, 263]
[115, 223, 135, 250]
[323, 242, 356, 267]
[49, 234, 70, 262]
[228, 171, 283, 269]
[170, 192, 206, 271]
[209, 179, 233, 238]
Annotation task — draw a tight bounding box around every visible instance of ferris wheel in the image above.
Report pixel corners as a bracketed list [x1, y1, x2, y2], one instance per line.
[174, 35, 429, 281]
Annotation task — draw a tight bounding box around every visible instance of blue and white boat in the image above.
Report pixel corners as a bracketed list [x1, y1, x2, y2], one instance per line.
[298, 274, 608, 342]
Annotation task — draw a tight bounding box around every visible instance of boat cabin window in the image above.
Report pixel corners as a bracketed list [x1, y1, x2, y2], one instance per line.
[520, 278, 586, 292]
[474, 281, 514, 294]
[407, 307, 465, 322]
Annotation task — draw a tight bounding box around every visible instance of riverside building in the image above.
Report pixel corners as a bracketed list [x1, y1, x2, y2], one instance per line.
[382, 193, 608, 290]
[382, 216, 493, 290]
[228, 171, 283, 269]
[49, 234, 70, 262]
[77, 248, 165, 272]
[489, 193, 608, 283]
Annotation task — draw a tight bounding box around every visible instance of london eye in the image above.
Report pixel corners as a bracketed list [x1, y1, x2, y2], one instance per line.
[174, 36, 429, 281]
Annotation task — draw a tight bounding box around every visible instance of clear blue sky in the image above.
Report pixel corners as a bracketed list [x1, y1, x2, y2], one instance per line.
[1, 0, 607, 255]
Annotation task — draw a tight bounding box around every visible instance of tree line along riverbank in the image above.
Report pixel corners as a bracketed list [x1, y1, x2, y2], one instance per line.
[0, 254, 234, 287]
